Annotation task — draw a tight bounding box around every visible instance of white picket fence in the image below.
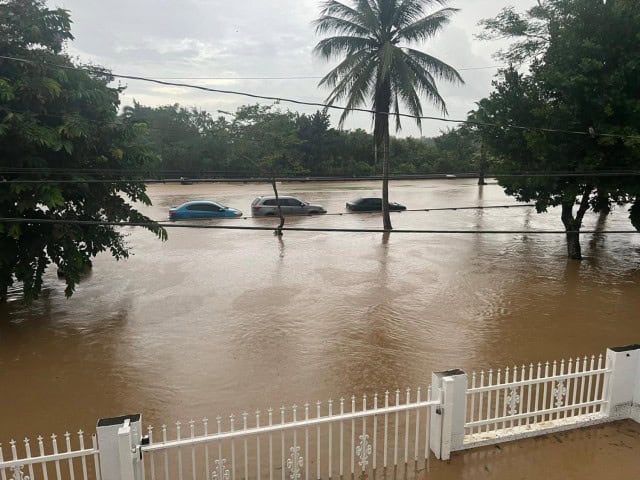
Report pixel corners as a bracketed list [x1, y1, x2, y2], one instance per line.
[0, 431, 100, 480]
[1, 344, 639, 480]
[141, 387, 437, 480]
[462, 355, 609, 448]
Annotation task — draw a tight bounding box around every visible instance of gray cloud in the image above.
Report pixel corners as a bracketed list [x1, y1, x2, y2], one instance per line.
[50, 0, 535, 136]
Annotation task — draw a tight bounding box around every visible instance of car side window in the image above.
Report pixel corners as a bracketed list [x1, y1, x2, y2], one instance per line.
[263, 199, 277, 206]
[289, 199, 303, 207]
[186, 203, 220, 211]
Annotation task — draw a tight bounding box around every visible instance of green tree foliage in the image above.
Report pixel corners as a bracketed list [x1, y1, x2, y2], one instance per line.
[476, 0, 552, 64]
[123, 102, 479, 178]
[0, 0, 166, 303]
[474, 0, 640, 259]
[313, 0, 463, 229]
[123, 102, 233, 174]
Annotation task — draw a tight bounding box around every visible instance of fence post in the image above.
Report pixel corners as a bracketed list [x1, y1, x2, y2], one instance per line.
[604, 345, 640, 420]
[429, 369, 467, 461]
[96, 414, 144, 480]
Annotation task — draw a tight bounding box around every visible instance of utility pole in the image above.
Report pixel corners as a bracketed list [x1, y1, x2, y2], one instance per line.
[478, 140, 487, 186]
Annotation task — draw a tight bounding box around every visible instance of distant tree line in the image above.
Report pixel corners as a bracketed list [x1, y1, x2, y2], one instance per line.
[122, 103, 482, 178]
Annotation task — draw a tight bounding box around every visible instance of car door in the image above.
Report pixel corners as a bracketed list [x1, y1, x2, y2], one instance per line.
[366, 199, 382, 211]
[203, 203, 224, 218]
[286, 198, 305, 215]
[186, 203, 208, 218]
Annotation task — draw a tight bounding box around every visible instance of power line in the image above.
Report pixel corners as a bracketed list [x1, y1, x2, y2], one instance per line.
[2, 55, 639, 141]
[149, 65, 507, 80]
[1, 217, 637, 235]
[1, 172, 638, 184]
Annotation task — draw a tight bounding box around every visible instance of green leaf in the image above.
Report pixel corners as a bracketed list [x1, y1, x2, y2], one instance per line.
[8, 224, 21, 239]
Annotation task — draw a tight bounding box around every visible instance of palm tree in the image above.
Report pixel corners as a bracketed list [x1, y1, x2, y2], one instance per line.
[314, 0, 463, 229]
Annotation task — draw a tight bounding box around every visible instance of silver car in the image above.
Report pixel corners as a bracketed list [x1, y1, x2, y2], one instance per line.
[251, 196, 327, 216]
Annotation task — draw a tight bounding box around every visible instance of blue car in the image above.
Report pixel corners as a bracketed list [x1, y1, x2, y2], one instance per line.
[169, 201, 242, 220]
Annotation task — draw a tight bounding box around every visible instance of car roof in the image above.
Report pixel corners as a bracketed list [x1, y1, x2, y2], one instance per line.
[178, 200, 223, 207]
[255, 195, 300, 200]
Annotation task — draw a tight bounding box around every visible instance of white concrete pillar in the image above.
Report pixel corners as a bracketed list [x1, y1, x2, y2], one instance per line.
[96, 414, 143, 480]
[429, 369, 467, 460]
[604, 345, 640, 417]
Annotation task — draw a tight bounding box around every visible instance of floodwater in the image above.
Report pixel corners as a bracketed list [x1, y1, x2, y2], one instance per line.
[1, 179, 639, 478]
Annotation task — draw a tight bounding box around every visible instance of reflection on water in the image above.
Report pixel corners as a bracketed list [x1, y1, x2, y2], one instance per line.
[1, 180, 639, 478]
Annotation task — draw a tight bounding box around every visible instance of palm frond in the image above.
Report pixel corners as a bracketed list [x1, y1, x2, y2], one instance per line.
[332, 57, 378, 127]
[313, 35, 376, 60]
[355, 0, 382, 34]
[403, 47, 464, 84]
[325, 52, 376, 105]
[402, 52, 448, 114]
[318, 49, 372, 88]
[391, 53, 424, 129]
[393, 90, 402, 131]
[395, 7, 458, 43]
[318, 0, 375, 33]
[393, 0, 428, 29]
[314, 15, 372, 37]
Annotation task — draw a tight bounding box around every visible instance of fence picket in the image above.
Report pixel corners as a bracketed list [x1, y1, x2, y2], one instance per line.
[231, 414, 237, 480]
[350, 396, 355, 476]
[383, 391, 389, 470]
[315, 402, 320, 480]
[327, 400, 332, 479]
[372, 394, 378, 471]
[24, 437, 35, 480]
[595, 354, 604, 414]
[176, 422, 183, 480]
[485, 370, 493, 433]
[393, 390, 399, 468]
[189, 420, 195, 480]
[50, 434, 62, 480]
[414, 388, 420, 463]
[256, 411, 261, 480]
[339, 398, 344, 478]
[303, 404, 309, 480]
[38, 436, 49, 480]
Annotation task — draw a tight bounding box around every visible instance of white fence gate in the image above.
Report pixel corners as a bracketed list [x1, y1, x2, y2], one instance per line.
[141, 387, 437, 480]
[1, 344, 639, 479]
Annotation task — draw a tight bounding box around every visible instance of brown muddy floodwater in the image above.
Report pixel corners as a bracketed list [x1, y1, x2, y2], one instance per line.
[1, 179, 640, 478]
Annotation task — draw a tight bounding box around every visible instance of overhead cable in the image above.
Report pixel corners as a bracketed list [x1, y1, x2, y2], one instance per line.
[1, 55, 639, 141]
[0, 217, 637, 235]
[1, 172, 639, 184]
[150, 65, 507, 80]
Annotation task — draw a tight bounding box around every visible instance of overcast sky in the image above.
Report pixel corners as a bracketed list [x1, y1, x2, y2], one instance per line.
[48, 0, 535, 137]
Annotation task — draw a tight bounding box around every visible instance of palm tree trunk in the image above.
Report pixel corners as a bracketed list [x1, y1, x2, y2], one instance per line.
[375, 79, 392, 231]
[381, 128, 391, 230]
